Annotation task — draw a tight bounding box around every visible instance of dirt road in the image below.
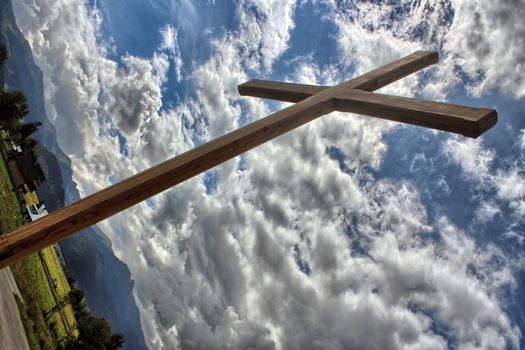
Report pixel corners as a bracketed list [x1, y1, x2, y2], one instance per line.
[0, 267, 29, 350]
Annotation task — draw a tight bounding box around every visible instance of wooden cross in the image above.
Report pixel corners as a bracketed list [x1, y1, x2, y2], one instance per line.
[0, 51, 497, 268]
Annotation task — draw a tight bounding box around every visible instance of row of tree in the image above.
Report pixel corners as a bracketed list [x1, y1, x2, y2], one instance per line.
[60, 289, 124, 350]
[0, 45, 125, 348]
[0, 45, 41, 154]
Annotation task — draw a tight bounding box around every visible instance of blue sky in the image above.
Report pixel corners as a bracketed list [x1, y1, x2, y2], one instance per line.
[13, 0, 525, 349]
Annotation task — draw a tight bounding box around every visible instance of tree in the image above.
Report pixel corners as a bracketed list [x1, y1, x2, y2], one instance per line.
[67, 288, 84, 310]
[66, 276, 76, 286]
[45, 289, 82, 321]
[106, 333, 125, 350]
[0, 90, 29, 127]
[77, 313, 112, 348]
[20, 137, 38, 153]
[16, 121, 41, 141]
[49, 289, 125, 350]
[60, 305, 125, 350]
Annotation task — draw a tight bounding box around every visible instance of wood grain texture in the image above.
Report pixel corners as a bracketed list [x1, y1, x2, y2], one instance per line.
[238, 80, 328, 103]
[333, 90, 497, 138]
[339, 51, 439, 91]
[237, 51, 439, 103]
[0, 50, 497, 268]
[237, 50, 496, 138]
[0, 91, 335, 268]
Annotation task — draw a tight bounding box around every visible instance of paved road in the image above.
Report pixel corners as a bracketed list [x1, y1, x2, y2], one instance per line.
[0, 267, 29, 350]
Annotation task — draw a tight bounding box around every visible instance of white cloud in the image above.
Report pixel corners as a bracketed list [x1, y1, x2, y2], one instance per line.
[520, 129, 525, 150]
[475, 202, 501, 224]
[104, 54, 167, 135]
[13, 0, 523, 349]
[444, 137, 525, 223]
[326, 0, 525, 99]
[444, 0, 525, 98]
[443, 138, 495, 183]
[325, 0, 453, 99]
[494, 169, 525, 220]
[159, 25, 183, 82]
[236, 0, 296, 72]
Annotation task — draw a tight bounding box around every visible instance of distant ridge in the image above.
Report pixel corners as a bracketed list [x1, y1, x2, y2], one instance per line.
[0, 1, 147, 348]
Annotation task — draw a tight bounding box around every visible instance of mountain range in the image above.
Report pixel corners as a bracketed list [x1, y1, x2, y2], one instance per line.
[0, 1, 147, 348]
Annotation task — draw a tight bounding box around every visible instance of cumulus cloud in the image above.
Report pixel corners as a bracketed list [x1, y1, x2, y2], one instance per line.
[104, 54, 167, 135]
[444, 0, 525, 98]
[443, 138, 495, 183]
[325, 0, 453, 99]
[13, 0, 523, 349]
[444, 137, 525, 223]
[326, 0, 525, 99]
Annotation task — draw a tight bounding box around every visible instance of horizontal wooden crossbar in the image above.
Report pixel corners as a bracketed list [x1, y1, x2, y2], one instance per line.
[0, 50, 497, 268]
[238, 51, 439, 102]
[333, 90, 497, 138]
[0, 92, 335, 267]
[238, 52, 496, 138]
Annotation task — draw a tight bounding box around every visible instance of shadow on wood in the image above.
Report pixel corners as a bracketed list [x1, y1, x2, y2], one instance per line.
[0, 50, 497, 269]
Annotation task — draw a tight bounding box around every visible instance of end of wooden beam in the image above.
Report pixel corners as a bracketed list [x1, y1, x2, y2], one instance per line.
[332, 90, 498, 138]
[465, 109, 497, 138]
[415, 50, 439, 64]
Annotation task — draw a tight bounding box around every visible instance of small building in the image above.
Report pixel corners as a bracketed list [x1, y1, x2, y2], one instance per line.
[10, 141, 22, 154]
[6, 152, 46, 192]
[26, 202, 48, 222]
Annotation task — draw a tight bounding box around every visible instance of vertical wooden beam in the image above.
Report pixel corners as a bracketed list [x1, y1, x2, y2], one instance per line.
[0, 50, 496, 269]
[0, 91, 335, 268]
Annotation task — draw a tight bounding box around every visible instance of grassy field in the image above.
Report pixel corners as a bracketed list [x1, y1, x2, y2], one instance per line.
[14, 294, 41, 350]
[12, 250, 79, 349]
[0, 155, 23, 233]
[12, 254, 62, 349]
[0, 154, 78, 349]
[39, 247, 78, 337]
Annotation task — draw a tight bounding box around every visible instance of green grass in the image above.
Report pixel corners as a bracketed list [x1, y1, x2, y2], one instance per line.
[14, 294, 41, 350]
[0, 153, 78, 348]
[13, 253, 74, 346]
[40, 247, 78, 337]
[0, 155, 23, 234]
[12, 254, 57, 349]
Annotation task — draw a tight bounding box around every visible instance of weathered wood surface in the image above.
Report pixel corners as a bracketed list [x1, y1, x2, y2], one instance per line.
[238, 80, 327, 103]
[239, 51, 496, 138]
[0, 91, 334, 267]
[338, 51, 438, 91]
[238, 51, 438, 102]
[0, 50, 497, 268]
[332, 90, 497, 138]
